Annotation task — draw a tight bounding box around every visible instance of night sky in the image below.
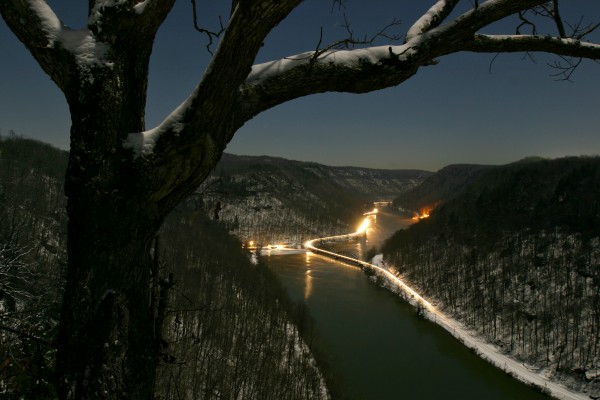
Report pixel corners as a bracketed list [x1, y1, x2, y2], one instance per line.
[1, 1, 599, 171]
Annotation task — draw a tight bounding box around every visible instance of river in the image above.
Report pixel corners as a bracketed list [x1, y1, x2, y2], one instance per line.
[263, 209, 548, 400]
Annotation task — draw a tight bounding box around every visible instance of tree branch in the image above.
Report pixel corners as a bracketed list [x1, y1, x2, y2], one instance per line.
[548, 56, 584, 81]
[128, 0, 597, 209]
[567, 18, 600, 41]
[463, 34, 600, 60]
[406, 0, 461, 42]
[128, 0, 304, 208]
[88, 0, 176, 42]
[0, 0, 71, 90]
[236, 0, 553, 123]
[517, 10, 538, 35]
[305, 15, 402, 64]
[190, 0, 225, 55]
[551, 0, 566, 38]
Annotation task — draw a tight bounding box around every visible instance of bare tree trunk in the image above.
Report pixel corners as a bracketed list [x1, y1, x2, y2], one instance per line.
[56, 188, 160, 399]
[53, 43, 164, 396]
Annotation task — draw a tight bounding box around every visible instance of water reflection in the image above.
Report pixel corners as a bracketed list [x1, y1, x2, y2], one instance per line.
[304, 268, 313, 300]
[265, 209, 548, 400]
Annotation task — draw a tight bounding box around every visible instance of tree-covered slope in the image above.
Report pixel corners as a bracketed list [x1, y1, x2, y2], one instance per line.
[382, 156, 600, 395]
[156, 208, 330, 400]
[0, 136, 330, 399]
[392, 163, 491, 214]
[201, 153, 431, 244]
[0, 134, 68, 398]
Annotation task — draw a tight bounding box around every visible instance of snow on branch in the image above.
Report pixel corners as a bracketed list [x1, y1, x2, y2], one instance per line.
[245, 44, 413, 87]
[464, 34, 600, 60]
[20, 0, 62, 47]
[244, 0, 551, 89]
[464, 34, 600, 81]
[124, 92, 193, 157]
[406, 0, 461, 42]
[23, 0, 111, 68]
[133, 0, 151, 15]
[0, 0, 74, 89]
[238, 0, 600, 127]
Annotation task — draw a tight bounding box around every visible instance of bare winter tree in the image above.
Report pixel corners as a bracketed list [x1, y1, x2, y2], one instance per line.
[1, 0, 599, 399]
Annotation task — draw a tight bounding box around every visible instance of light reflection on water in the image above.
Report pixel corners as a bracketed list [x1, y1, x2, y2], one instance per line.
[263, 210, 548, 400]
[304, 268, 313, 300]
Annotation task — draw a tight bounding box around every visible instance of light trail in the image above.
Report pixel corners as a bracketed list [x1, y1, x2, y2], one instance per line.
[303, 212, 588, 400]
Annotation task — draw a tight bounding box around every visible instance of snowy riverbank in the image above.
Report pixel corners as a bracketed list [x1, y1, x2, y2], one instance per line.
[367, 254, 591, 400]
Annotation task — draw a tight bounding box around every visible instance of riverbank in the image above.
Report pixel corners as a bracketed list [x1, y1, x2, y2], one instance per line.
[272, 209, 594, 400]
[306, 236, 591, 400]
[367, 255, 590, 400]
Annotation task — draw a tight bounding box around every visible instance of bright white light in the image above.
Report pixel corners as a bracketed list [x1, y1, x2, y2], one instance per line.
[356, 218, 370, 234]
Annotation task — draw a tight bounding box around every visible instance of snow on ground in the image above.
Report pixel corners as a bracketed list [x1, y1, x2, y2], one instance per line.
[368, 252, 591, 399]
[304, 240, 590, 400]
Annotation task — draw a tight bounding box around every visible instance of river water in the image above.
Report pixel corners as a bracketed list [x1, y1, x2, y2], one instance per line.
[263, 209, 547, 400]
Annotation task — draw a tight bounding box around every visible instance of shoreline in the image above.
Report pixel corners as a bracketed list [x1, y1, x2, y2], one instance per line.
[305, 235, 590, 400]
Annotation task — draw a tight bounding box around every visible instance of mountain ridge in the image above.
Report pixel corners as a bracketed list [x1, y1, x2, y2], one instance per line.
[201, 152, 432, 244]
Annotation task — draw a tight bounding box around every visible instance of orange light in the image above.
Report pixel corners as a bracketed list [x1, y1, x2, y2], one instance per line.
[412, 205, 433, 220]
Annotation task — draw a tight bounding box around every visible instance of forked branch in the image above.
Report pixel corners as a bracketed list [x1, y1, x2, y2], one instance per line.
[548, 56, 584, 81]
[190, 0, 226, 55]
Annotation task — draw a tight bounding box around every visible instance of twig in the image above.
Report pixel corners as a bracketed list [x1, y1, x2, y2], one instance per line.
[548, 56, 582, 82]
[306, 15, 402, 64]
[190, 0, 225, 55]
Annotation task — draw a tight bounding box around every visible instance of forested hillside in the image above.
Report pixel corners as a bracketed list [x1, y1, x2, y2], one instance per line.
[201, 153, 430, 245]
[156, 207, 329, 400]
[0, 136, 330, 399]
[0, 135, 68, 398]
[383, 156, 600, 395]
[392, 163, 491, 215]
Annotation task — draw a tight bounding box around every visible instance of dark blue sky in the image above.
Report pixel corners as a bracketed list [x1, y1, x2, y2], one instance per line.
[1, 1, 599, 171]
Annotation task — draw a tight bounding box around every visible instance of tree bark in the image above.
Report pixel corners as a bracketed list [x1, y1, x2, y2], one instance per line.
[1, 1, 600, 399]
[57, 202, 158, 399]
[55, 63, 165, 400]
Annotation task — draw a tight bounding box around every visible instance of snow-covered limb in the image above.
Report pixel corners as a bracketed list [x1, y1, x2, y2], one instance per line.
[236, 0, 553, 125]
[0, 0, 70, 88]
[464, 34, 600, 59]
[26, 0, 62, 46]
[249, 0, 554, 79]
[245, 45, 414, 86]
[129, 1, 302, 163]
[125, 89, 195, 157]
[405, 0, 461, 42]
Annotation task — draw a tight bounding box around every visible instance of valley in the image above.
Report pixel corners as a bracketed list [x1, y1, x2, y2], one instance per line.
[1, 135, 598, 400]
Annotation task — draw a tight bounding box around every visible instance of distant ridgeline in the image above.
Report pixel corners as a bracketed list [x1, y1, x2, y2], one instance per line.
[383, 156, 600, 394]
[199, 153, 432, 245]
